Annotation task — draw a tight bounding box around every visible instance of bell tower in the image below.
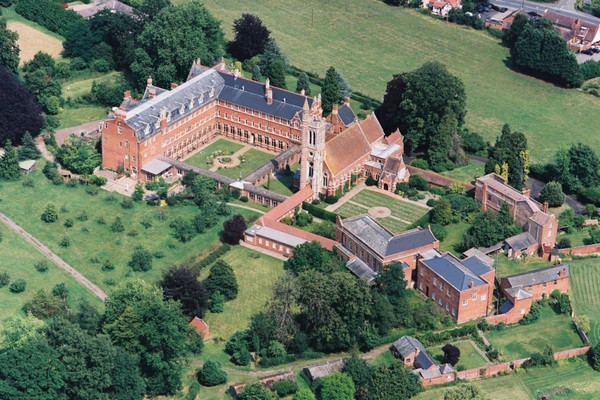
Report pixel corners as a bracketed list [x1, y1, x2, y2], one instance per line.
[299, 97, 326, 196]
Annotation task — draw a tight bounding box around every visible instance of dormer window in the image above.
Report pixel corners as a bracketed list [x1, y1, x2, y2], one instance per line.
[179, 105, 185, 115]
[144, 125, 150, 135]
[189, 98, 195, 109]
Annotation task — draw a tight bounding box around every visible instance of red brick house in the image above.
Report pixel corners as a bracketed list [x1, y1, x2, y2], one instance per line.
[189, 316, 210, 339]
[391, 336, 455, 387]
[417, 251, 495, 323]
[500, 264, 570, 301]
[543, 10, 600, 51]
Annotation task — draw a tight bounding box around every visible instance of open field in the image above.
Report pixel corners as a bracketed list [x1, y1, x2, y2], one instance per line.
[486, 304, 583, 360]
[0, 223, 103, 320]
[569, 257, 600, 345]
[439, 221, 469, 256]
[184, 138, 245, 168]
[441, 160, 485, 184]
[7, 21, 63, 64]
[59, 105, 109, 129]
[415, 358, 600, 400]
[493, 254, 551, 278]
[199, 246, 285, 340]
[62, 71, 122, 99]
[559, 227, 593, 247]
[0, 166, 259, 292]
[2, 6, 64, 41]
[428, 340, 489, 370]
[217, 148, 274, 179]
[191, 0, 600, 163]
[335, 189, 429, 233]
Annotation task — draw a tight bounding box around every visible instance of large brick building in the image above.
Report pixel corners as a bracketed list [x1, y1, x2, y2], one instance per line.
[101, 61, 409, 196]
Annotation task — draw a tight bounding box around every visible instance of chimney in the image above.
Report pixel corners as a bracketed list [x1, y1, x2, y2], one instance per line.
[543, 200, 549, 213]
[123, 91, 131, 101]
[233, 68, 240, 80]
[344, 96, 350, 105]
[170, 82, 178, 90]
[522, 187, 531, 198]
[481, 183, 488, 211]
[264, 78, 273, 104]
[147, 76, 153, 87]
[469, 281, 474, 289]
[300, 89, 305, 96]
[332, 104, 338, 115]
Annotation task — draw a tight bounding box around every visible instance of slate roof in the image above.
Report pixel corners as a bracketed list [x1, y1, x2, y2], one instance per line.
[462, 248, 494, 267]
[392, 336, 426, 359]
[245, 224, 306, 247]
[477, 174, 542, 214]
[504, 264, 569, 288]
[346, 258, 377, 284]
[337, 104, 356, 126]
[505, 287, 533, 300]
[421, 252, 491, 291]
[439, 363, 454, 374]
[340, 215, 437, 258]
[505, 232, 538, 251]
[461, 255, 494, 277]
[303, 359, 346, 382]
[141, 159, 172, 175]
[499, 300, 514, 314]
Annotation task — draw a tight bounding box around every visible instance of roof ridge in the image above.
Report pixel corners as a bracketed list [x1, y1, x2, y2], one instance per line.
[219, 69, 310, 101]
[506, 263, 568, 279]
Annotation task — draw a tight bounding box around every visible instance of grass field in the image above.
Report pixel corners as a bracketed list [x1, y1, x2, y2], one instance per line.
[335, 189, 429, 233]
[486, 304, 583, 360]
[59, 105, 109, 129]
[428, 340, 489, 370]
[62, 71, 122, 99]
[493, 254, 551, 278]
[190, 0, 600, 164]
[441, 160, 485, 184]
[569, 257, 600, 345]
[415, 358, 600, 400]
[559, 228, 593, 247]
[217, 148, 274, 179]
[184, 138, 245, 169]
[439, 221, 470, 256]
[199, 246, 285, 341]
[0, 166, 259, 292]
[2, 6, 64, 41]
[0, 224, 103, 320]
[7, 21, 63, 64]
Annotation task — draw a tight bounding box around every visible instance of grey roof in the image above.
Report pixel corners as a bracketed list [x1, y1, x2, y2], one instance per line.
[505, 287, 533, 300]
[245, 225, 306, 247]
[141, 158, 172, 175]
[346, 258, 377, 284]
[421, 253, 489, 291]
[417, 368, 442, 380]
[478, 241, 504, 254]
[439, 363, 454, 374]
[461, 256, 494, 277]
[126, 69, 225, 140]
[338, 104, 356, 126]
[303, 359, 346, 382]
[392, 336, 426, 359]
[415, 350, 437, 370]
[505, 264, 569, 288]
[76, 0, 133, 18]
[242, 183, 287, 203]
[341, 215, 437, 258]
[242, 145, 301, 184]
[19, 160, 36, 171]
[505, 232, 538, 251]
[217, 72, 312, 121]
[463, 248, 494, 267]
[499, 300, 514, 314]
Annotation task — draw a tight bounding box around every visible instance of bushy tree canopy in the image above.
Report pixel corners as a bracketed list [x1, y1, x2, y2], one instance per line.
[0, 17, 19, 74]
[538, 181, 565, 207]
[204, 260, 238, 300]
[485, 124, 529, 190]
[228, 13, 271, 61]
[160, 265, 209, 318]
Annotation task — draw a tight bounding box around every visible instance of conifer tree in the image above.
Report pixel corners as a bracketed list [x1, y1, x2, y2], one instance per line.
[296, 72, 311, 96]
[0, 140, 21, 181]
[259, 39, 286, 77]
[268, 59, 287, 89]
[18, 132, 41, 161]
[252, 64, 261, 81]
[321, 66, 340, 115]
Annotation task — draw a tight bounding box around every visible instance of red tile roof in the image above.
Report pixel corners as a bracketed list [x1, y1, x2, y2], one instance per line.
[189, 317, 210, 338]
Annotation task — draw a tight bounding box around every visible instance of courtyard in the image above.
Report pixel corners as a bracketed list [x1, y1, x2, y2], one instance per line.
[427, 340, 490, 370]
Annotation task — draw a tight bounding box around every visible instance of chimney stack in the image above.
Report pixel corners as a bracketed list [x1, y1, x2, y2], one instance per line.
[233, 68, 240, 80]
[332, 104, 338, 115]
[123, 91, 131, 101]
[543, 200, 549, 213]
[265, 78, 272, 105]
[469, 281, 474, 289]
[170, 82, 178, 90]
[147, 76, 153, 87]
[300, 89, 305, 96]
[344, 96, 350, 105]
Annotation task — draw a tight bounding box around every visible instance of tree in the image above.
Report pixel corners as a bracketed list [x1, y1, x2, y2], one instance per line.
[259, 39, 286, 77]
[430, 198, 452, 225]
[312, 220, 336, 239]
[18, 132, 41, 161]
[263, 272, 299, 347]
[0, 314, 44, 349]
[110, 350, 145, 400]
[222, 214, 247, 244]
[111, 217, 125, 232]
[22, 51, 55, 74]
[197, 359, 227, 386]
[590, 342, 600, 371]
[364, 361, 422, 400]
[342, 357, 373, 398]
[503, 13, 528, 47]
[0, 17, 19, 74]
[41, 203, 59, 223]
[229, 13, 271, 60]
[336, 71, 351, 102]
[485, 124, 528, 190]
[285, 241, 344, 275]
[252, 64, 261, 81]
[62, 19, 101, 61]
[75, 298, 102, 335]
[90, 10, 141, 71]
[204, 260, 238, 300]
[130, 2, 225, 88]
[538, 181, 565, 207]
[321, 66, 340, 115]
[562, 143, 600, 190]
[0, 140, 21, 181]
[267, 59, 287, 89]
[160, 265, 209, 318]
[442, 343, 461, 366]
[23, 289, 66, 319]
[461, 206, 521, 250]
[444, 384, 489, 400]
[0, 67, 44, 146]
[316, 372, 354, 400]
[237, 382, 278, 400]
[55, 136, 101, 175]
[128, 246, 153, 272]
[293, 389, 316, 400]
[135, 0, 172, 23]
[296, 72, 311, 95]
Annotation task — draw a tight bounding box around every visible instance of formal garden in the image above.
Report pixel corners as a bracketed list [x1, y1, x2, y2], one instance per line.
[217, 149, 275, 179]
[427, 340, 490, 371]
[184, 138, 245, 169]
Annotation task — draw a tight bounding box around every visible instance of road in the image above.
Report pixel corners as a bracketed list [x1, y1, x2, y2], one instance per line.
[0, 212, 107, 301]
[493, 0, 600, 24]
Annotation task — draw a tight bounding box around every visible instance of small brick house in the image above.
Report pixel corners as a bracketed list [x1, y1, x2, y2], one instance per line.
[500, 264, 570, 301]
[417, 251, 495, 324]
[391, 336, 455, 387]
[189, 316, 210, 339]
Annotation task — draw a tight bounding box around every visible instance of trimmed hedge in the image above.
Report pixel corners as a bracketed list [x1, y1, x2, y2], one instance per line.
[16, 0, 82, 36]
[192, 244, 231, 271]
[302, 202, 337, 223]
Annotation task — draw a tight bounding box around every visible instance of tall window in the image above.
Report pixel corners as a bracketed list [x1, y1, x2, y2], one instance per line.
[309, 130, 316, 146]
[323, 173, 328, 187]
[309, 162, 314, 178]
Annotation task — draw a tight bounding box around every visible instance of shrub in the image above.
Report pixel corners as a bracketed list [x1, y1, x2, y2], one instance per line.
[267, 340, 287, 358]
[9, 279, 26, 293]
[121, 198, 134, 209]
[365, 175, 377, 186]
[232, 347, 251, 366]
[272, 380, 298, 397]
[538, 181, 565, 207]
[590, 343, 600, 371]
[302, 202, 337, 223]
[41, 203, 59, 223]
[240, 195, 249, 202]
[410, 158, 429, 169]
[428, 223, 447, 241]
[225, 331, 248, 356]
[557, 237, 572, 249]
[102, 259, 115, 271]
[22, 176, 35, 187]
[550, 290, 572, 314]
[197, 360, 227, 386]
[64, 218, 74, 228]
[127, 229, 139, 237]
[111, 217, 124, 232]
[85, 185, 99, 196]
[209, 291, 225, 313]
[192, 244, 231, 271]
[96, 216, 106, 225]
[519, 301, 542, 325]
[204, 260, 238, 300]
[76, 211, 88, 221]
[409, 175, 430, 191]
[296, 212, 312, 227]
[59, 237, 70, 247]
[34, 261, 49, 272]
[128, 246, 153, 272]
[0, 271, 10, 287]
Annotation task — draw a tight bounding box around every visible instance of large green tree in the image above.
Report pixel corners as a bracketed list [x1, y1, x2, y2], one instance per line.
[485, 124, 528, 190]
[296, 72, 311, 95]
[0, 140, 21, 181]
[55, 135, 101, 175]
[321, 66, 340, 115]
[284, 241, 344, 275]
[228, 13, 271, 61]
[204, 260, 238, 300]
[130, 1, 225, 88]
[259, 39, 286, 77]
[0, 17, 19, 74]
[62, 19, 102, 62]
[552, 143, 600, 191]
[316, 372, 355, 400]
[18, 132, 41, 161]
[267, 58, 287, 89]
[365, 361, 422, 400]
[237, 382, 278, 400]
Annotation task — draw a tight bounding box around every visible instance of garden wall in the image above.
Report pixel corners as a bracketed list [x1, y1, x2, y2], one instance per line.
[406, 166, 475, 191]
[553, 346, 590, 360]
[559, 244, 600, 256]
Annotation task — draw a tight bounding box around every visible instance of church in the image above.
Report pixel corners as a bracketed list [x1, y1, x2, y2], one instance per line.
[101, 60, 409, 197]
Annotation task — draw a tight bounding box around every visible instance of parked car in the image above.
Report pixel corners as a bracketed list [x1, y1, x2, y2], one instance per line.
[592, 48, 600, 53]
[491, 4, 507, 11]
[582, 49, 594, 55]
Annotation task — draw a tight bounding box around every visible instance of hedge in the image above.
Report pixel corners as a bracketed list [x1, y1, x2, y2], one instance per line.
[302, 202, 337, 223]
[192, 244, 231, 271]
[16, 0, 82, 36]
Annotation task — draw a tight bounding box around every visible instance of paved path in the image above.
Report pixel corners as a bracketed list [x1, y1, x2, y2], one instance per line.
[0, 212, 107, 301]
[36, 136, 54, 163]
[209, 145, 254, 172]
[54, 120, 103, 146]
[325, 182, 366, 212]
[227, 202, 266, 215]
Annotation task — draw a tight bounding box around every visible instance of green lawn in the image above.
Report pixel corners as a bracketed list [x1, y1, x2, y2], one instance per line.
[486, 304, 583, 360]
[0, 167, 259, 293]
[415, 358, 600, 400]
[217, 149, 275, 179]
[199, 246, 285, 341]
[59, 105, 109, 129]
[184, 138, 245, 168]
[439, 221, 470, 256]
[569, 257, 600, 345]
[62, 71, 122, 100]
[427, 340, 489, 370]
[0, 224, 104, 320]
[493, 254, 552, 278]
[190, 0, 600, 164]
[441, 161, 485, 184]
[558, 228, 593, 247]
[1, 6, 65, 41]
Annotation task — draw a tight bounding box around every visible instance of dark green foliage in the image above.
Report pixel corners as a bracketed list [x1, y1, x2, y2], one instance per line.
[130, 2, 225, 88]
[259, 39, 286, 77]
[252, 64, 262, 81]
[485, 124, 528, 190]
[160, 265, 209, 318]
[192, 244, 231, 270]
[35, 260, 49, 272]
[448, 7, 484, 29]
[0, 140, 21, 181]
[232, 345, 251, 366]
[225, 331, 249, 356]
[321, 66, 340, 115]
[238, 382, 278, 400]
[128, 247, 152, 272]
[293, 389, 316, 400]
[460, 129, 487, 154]
[222, 214, 247, 244]
[271, 380, 298, 397]
[267, 58, 287, 89]
[170, 217, 196, 242]
[209, 291, 225, 313]
[410, 158, 429, 169]
[311, 221, 337, 239]
[41, 203, 59, 223]
[538, 181, 565, 207]
[550, 290, 572, 314]
[9, 278, 26, 293]
[409, 175, 430, 191]
[284, 241, 344, 275]
[503, 13, 528, 47]
[197, 360, 227, 386]
[519, 301, 542, 325]
[56, 136, 101, 175]
[460, 203, 521, 250]
[430, 198, 452, 225]
[442, 343, 461, 366]
[343, 357, 373, 398]
[88, 78, 128, 107]
[18, 132, 41, 161]
[365, 175, 377, 186]
[0, 271, 9, 287]
[111, 217, 125, 232]
[15, 0, 82, 36]
[75, 298, 102, 335]
[296, 72, 311, 95]
[0, 18, 19, 74]
[315, 372, 354, 400]
[23, 289, 65, 319]
[301, 202, 337, 223]
[364, 361, 423, 400]
[580, 60, 600, 81]
[511, 19, 583, 87]
[555, 143, 600, 192]
[523, 345, 555, 368]
[336, 71, 351, 102]
[204, 260, 238, 300]
[557, 237, 571, 249]
[110, 350, 146, 400]
[589, 343, 600, 371]
[229, 13, 271, 60]
[63, 19, 102, 61]
[444, 384, 489, 400]
[90, 10, 140, 71]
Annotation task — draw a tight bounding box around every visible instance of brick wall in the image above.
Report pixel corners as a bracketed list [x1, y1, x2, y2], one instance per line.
[554, 346, 590, 360]
[407, 166, 475, 190]
[559, 244, 600, 256]
[421, 372, 455, 387]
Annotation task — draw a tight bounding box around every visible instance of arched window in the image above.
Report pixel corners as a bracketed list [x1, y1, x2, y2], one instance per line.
[309, 130, 316, 146]
[309, 162, 314, 178]
[323, 173, 328, 187]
